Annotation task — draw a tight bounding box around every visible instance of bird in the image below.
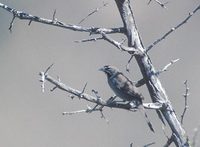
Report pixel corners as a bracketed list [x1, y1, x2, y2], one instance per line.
[99, 65, 154, 132]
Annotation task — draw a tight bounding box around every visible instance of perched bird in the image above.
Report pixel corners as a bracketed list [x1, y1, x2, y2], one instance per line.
[99, 65, 154, 132]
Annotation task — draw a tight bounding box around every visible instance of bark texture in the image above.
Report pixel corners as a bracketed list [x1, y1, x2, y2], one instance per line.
[114, 0, 189, 146]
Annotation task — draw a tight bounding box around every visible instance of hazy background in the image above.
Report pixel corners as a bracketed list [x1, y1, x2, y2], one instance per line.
[0, 0, 200, 146]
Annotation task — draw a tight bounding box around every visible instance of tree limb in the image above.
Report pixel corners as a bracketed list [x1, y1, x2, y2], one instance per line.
[39, 71, 162, 111]
[0, 2, 124, 34]
[115, 0, 190, 146]
[147, 4, 200, 52]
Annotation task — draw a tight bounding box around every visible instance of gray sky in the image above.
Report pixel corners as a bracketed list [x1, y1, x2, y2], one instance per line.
[0, 0, 200, 146]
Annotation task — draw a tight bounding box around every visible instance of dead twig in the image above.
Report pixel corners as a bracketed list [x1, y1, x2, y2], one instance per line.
[156, 59, 180, 76]
[147, 4, 200, 52]
[78, 2, 108, 24]
[148, 0, 169, 8]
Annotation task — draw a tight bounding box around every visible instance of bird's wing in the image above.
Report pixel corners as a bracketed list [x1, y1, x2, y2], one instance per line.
[112, 73, 142, 100]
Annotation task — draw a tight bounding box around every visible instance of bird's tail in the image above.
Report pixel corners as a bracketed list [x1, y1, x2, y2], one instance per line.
[138, 105, 155, 133]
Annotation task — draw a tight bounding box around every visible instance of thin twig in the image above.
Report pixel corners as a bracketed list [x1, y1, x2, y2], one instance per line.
[9, 14, 16, 32]
[126, 55, 134, 72]
[156, 59, 180, 75]
[144, 142, 156, 147]
[147, 4, 200, 52]
[52, 9, 56, 22]
[74, 36, 103, 43]
[78, 2, 108, 24]
[0, 3, 123, 34]
[148, 0, 169, 8]
[180, 80, 189, 124]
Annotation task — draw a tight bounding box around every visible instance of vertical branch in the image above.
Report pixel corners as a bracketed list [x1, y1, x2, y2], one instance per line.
[181, 80, 189, 124]
[114, 0, 189, 146]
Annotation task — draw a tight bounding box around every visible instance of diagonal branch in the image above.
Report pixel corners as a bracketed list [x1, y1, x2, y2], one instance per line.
[115, 0, 192, 146]
[99, 30, 144, 55]
[0, 2, 124, 34]
[147, 4, 200, 52]
[78, 2, 108, 24]
[156, 58, 180, 76]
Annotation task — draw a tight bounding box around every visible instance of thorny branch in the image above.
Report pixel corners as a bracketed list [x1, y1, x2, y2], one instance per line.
[0, 3, 124, 34]
[147, 4, 200, 52]
[181, 80, 189, 125]
[39, 66, 162, 113]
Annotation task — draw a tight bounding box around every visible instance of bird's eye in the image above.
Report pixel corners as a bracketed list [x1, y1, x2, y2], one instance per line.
[104, 65, 110, 70]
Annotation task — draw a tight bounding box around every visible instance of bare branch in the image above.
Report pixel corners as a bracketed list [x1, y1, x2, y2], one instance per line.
[156, 58, 180, 75]
[38, 71, 162, 111]
[147, 4, 200, 52]
[115, 0, 190, 145]
[78, 2, 108, 24]
[180, 80, 189, 124]
[99, 30, 144, 55]
[0, 2, 124, 34]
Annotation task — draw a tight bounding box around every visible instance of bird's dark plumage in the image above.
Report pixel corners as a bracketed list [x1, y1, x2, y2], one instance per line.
[100, 65, 154, 132]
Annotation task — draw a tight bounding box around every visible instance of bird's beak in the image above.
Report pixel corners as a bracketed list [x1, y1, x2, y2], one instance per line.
[99, 67, 104, 72]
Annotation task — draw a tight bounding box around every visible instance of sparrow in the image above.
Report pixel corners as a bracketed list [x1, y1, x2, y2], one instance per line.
[99, 65, 154, 132]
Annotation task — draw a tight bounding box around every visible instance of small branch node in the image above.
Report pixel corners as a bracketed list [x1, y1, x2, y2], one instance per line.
[69, 94, 75, 99]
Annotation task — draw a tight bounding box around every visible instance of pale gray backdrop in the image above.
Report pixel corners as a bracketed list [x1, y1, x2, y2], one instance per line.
[0, 0, 200, 146]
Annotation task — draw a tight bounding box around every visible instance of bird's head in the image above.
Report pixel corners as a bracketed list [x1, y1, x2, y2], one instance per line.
[99, 65, 120, 77]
